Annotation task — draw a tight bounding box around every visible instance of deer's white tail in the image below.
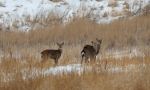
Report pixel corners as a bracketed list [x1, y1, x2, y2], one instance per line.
[81, 50, 85, 57]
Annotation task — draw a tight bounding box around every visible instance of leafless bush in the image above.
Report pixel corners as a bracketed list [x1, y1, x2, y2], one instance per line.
[123, 1, 130, 9]
[108, 0, 118, 7]
[96, 0, 102, 2]
[0, 2, 5, 7]
[103, 12, 108, 17]
[143, 3, 150, 14]
[50, 0, 62, 2]
[100, 6, 104, 10]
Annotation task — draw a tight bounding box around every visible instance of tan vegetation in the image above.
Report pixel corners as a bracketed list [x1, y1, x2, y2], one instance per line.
[143, 3, 150, 14]
[0, 14, 3, 18]
[99, 6, 104, 10]
[0, 2, 5, 7]
[0, 13, 150, 90]
[50, 0, 62, 2]
[96, 0, 102, 2]
[0, 52, 150, 90]
[103, 12, 108, 17]
[110, 10, 123, 17]
[108, 0, 118, 8]
[123, 1, 130, 9]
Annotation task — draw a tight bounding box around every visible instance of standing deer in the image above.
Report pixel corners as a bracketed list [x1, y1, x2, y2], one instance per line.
[81, 41, 98, 65]
[41, 42, 64, 66]
[81, 38, 103, 65]
[95, 38, 103, 55]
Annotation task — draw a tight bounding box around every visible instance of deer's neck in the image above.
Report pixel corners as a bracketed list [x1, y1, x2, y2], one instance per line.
[93, 46, 98, 53]
[96, 44, 101, 54]
[58, 48, 63, 53]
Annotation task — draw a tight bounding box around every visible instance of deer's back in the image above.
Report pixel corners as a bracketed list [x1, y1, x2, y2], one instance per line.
[83, 45, 93, 49]
[41, 49, 61, 59]
[84, 45, 100, 55]
[82, 46, 97, 58]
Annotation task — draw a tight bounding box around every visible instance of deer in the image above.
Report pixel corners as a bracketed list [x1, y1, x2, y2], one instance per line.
[41, 42, 64, 66]
[81, 38, 103, 66]
[81, 41, 98, 66]
[83, 38, 103, 55]
[95, 38, 103, 55]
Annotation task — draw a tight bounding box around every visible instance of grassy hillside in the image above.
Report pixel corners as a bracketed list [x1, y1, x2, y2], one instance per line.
[0, 14, 150, 90]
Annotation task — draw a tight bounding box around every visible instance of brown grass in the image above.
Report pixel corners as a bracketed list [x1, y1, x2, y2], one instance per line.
[0, 54, 150, 90]
[103, 12, 108, 17]
[123, 1, 130, 9]
[99, 6, 104, 10]
[110, 10, 123, 17]
[50, 0, 62, 3]
[0, 13, 150, 90]
[0, 2, 5, 7]
[108, 0, 118, 8]
[96, 0, 102, 2]
[143, 3, 150, 14]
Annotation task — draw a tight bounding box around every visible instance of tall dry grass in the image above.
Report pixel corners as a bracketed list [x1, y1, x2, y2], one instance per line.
[0, 14, 150, 54]
[0, 13, 150, 90]
[0, 53, 150, 90]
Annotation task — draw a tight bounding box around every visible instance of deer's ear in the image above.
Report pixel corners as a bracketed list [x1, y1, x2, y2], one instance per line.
[57, 43, 59, 45]
[62, 42, 64, 45]
[96, 38, 99, 41]
[101, 38, 104, 41]
[92, 41, 94, 44]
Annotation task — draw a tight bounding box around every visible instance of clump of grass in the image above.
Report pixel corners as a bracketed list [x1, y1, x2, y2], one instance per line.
[0, 23, 2, 31]
[123, 1, 130, 9]
[0, 2, 5, 7]
[99, 6, 104, 10]
[143, 3, 150, 14]
[0, 14, 3, 18]
[123, 9, 133, 16]
[50, 0, 62, 3]
[96, 0, 102, 2]
[110, 10, 123, 17]
[108, 0, 118, 7]
[103, 12, 108, 17]
[12, 21, 19, 29]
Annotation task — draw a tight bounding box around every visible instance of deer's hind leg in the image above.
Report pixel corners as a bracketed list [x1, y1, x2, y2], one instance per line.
[41, 54, 48, 63]
[55, 60, 58, 66]
[81, 56, 84, 66]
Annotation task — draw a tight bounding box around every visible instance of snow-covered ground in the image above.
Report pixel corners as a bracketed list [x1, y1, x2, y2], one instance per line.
[1, 46, 147, 82]
[2, 63, 146, 82]
[0, 0, 150, 31]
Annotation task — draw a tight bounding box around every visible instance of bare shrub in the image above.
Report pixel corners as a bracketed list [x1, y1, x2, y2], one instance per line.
[0, 23, 2, 31]
[100, 6, 104, 10]
[123, 9, 133, 16]
[143, 3, 150, 14]
[123, 1, 130, 9]
[108, 0, 118, 7]
[103, 12, 108, 17]
[110, 10, 123, 17]
[0, 2, 5, 7]
[0, 14, 3, 18]
[50, 0, 62, 2]
[25, 15, 31, 22]
[133, 0, 140, 6]
[12, 21, 19, 29]
[96, 0, 102, 2]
